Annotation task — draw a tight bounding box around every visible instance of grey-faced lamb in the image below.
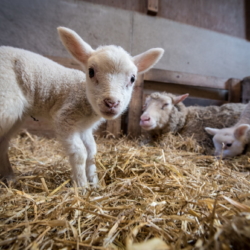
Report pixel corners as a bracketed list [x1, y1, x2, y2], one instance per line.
[205, 102, 250, 158]
[140, 92, 246, 153]
[0, 27, 164, 187]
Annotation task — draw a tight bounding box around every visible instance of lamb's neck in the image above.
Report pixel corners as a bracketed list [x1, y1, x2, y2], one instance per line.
[75, 101, 103, 131]
[162, 103, 188, 134]
[83, 97, 97, 119]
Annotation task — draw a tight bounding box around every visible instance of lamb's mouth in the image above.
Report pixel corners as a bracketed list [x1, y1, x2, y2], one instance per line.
[140, 124, 155, 130]
[101, 110, 119, 117]
[140, 121, 155, 130]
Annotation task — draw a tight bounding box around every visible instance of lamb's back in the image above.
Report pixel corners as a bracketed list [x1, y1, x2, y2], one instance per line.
[1, 46, 85, 90]
[0, 46, 87, 115]
[180, 103, 246, 152]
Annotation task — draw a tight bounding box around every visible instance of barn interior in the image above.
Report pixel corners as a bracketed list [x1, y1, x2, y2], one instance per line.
[0, 1, 250, 249]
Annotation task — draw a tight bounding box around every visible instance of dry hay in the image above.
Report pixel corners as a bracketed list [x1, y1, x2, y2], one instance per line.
[0, 132, 250, 250]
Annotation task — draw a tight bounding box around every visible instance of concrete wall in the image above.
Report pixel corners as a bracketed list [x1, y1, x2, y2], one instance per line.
[1, 0, 250, 79]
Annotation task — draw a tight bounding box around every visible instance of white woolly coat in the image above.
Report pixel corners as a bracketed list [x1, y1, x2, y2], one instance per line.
[0, 46, 101, 137]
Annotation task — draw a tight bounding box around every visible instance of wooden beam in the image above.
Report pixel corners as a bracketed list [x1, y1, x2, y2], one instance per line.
[106, 118, 121, 138]
[147, 0, 158, 15]
[144, 69, 231, 90]
[144, 81, 228, 101]
[241, 77, 250, 103]
[227, 78, 242, 103]
[127, 75, 144, 137]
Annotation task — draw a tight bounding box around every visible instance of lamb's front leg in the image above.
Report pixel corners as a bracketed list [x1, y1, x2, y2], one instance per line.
[60, 132, 88, 188]
[0, 136, 14, 179]
[0, 120, 23, 181]
[81, 130, 98, 186]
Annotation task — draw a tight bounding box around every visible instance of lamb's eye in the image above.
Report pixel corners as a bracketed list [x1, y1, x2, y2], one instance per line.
[89, 68, 95, 78]
[130, 75, 135, 83]
[226, 143, 232, 147]
[161, 103, 169, 109]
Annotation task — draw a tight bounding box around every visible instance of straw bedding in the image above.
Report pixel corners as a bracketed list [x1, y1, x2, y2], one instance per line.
[0, 132, 250, 250]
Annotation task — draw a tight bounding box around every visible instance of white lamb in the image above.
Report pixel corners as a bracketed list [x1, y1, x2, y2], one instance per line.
[0, 27, 164, 187]
[205, 102, 250, 158]
[140, 92, 246, 153]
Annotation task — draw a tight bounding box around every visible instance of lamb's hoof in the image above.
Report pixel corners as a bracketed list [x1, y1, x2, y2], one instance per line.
[88, 174, 99, 189]
[89, 181, 99, 189]
[73, 181, 89, 195]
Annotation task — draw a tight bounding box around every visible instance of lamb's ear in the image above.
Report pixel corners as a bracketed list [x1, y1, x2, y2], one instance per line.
[234, 124, 250, 140]
[57, 27, 94, 67]
[133, 48, 164, 74]
[205, 127, 219, 136]
[173, 93, 189, 105]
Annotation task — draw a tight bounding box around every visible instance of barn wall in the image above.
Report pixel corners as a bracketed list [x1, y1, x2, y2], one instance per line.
[0, 0, 250, 80]
[81, 0, 247, 39]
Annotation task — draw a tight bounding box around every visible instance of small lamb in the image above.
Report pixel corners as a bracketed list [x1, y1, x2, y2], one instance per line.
[140, 92, 246, 153]
[205, 102, 250, 158]
[0, 27, 164, 187]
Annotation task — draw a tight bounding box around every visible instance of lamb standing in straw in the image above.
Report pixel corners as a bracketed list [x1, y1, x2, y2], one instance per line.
[140, 92, 246, 154]
[205, 102, 250, 158]
[0, 27, 164, 187]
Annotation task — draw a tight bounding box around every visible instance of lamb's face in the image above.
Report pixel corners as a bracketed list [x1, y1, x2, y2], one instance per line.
[85, 46, 137, 120]
[212, 128, 245, 158]
[205, 125, 250, 158]
[58, 27, 164, 120]
[140, 94, 174, 130]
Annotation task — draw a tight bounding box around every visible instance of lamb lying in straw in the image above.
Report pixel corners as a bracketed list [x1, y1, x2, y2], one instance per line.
[205, 101, 250, 158]
[140, 92, 246, 154]
[0, 27, 164, 187]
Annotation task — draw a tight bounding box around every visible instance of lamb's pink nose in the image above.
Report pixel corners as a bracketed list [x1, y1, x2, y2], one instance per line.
[104, 99, 120, 108]
[140, 115, 150, 122]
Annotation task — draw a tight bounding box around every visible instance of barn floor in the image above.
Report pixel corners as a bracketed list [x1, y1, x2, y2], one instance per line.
[0, 132, 250, 250]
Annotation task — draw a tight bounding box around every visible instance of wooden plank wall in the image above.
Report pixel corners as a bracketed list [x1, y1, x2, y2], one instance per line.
[80, 0, 247, 39]
[143, 70, 242, 106]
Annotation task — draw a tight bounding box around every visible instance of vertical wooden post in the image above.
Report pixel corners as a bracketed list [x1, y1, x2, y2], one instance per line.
[241, 77, 250, 103]
[127, 74, 144, 137]
[106, 117, 121, 138]
[227, 78, 241, 102]
[245, 0, 250, 41]
[147, 0, 159, 15]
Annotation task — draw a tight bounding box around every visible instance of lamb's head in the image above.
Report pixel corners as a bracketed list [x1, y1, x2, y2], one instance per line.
[140, 92, 189, 130]
[57, 27, 164, 120]
[205, 124, 250, 158]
